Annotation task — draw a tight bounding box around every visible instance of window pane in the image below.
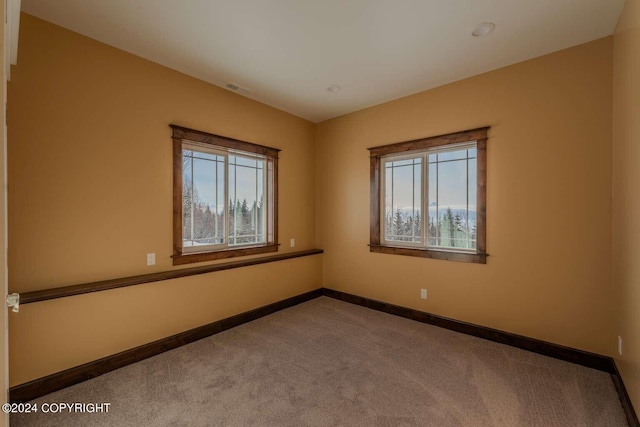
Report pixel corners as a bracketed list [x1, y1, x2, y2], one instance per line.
[216, 160, 225, 239]
[427, 146, 476, 250]
[437, 159, 466, 249]
[229, 155, 266, 246]
[468, 158, 477, 249]
[182, 150, 225, 248]
[437, 150, 467, 162]
[384, 157, 422, 243]
[183, 151, 194, 243]
[428, 163, 438, 246]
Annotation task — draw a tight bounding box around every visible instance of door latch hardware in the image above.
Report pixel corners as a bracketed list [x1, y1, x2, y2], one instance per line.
[6, 293, 19, 313]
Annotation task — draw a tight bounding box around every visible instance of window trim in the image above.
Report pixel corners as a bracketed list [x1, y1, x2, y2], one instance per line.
[171, 124, 280, 265]
[368, 127, 488, 264]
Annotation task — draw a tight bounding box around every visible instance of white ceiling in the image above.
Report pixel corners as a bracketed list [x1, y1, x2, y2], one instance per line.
[21, 0, 625, 123]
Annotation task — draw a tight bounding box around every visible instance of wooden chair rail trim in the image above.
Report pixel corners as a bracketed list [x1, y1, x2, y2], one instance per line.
[17, 249, 324, 305]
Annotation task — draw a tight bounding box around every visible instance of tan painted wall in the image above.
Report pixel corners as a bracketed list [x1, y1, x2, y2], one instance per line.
[7, 14, 320, 386]
[315, 38, 614, 355]
[6, 12, 622, 393]
[613, 0, 640, 412]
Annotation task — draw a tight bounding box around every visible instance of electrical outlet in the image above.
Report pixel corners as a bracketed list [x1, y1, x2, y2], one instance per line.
[420, 289, 427, 300]
[147, 253, 156, 266]
[618, 336, 623, 356]
[290, 238, 296, 248]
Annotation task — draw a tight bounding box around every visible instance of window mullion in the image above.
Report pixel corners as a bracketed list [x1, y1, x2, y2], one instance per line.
[214, 158, 218, 245]
[391, 162, 394, 240]
[224, 154, 229, 249]
[413, 159, 418, 245]
[263, 163, 268, 243]
[436, 154, 439, 246]
[466, 149, 470, 249]
[423, 153, 428, 249]
[190, 154, 195, 246]
[233, 157, 237, 245]
[380, 162, 385, 244]
[254, 163, 258, 243]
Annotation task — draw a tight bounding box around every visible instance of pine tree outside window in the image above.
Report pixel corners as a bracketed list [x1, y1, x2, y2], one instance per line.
[368, 128, 488, 264]
[172, 125, 279, 265]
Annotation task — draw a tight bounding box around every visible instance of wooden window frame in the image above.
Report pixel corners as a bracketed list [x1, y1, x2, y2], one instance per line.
[368, 127, 488, 264]
[171, 124, 280, 265]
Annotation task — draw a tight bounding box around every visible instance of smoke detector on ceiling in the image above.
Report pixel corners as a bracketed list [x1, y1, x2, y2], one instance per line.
[471, 22, 496, 38]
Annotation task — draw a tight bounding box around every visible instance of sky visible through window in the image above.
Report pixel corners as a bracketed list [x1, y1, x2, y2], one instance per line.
[187, 152, 265, 214]
[183, 149, 267, 247]
[384, 145, 477, 249]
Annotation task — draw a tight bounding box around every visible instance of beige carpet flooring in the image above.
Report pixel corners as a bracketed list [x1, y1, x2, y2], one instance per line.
[11, 297, 627, 426]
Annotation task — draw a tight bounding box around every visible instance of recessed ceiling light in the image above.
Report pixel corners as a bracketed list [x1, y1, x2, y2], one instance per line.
[471, 22, 495, 38]
[327, 84, 341, 93]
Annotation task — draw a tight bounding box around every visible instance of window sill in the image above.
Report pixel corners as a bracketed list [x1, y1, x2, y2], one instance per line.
[173, 244, 279, 265]
[368, 244, 486, 264]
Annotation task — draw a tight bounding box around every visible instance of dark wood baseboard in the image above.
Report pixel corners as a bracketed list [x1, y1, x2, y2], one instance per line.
[9, 288, 323, 403]
[322, 288, 613, 371]
[611, 361, 640, 427]
[11, 286, 639, 427]
[322, 288, 640, 427]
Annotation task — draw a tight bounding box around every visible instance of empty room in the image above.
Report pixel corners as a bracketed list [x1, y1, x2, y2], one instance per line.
[0, 0, 638, 425]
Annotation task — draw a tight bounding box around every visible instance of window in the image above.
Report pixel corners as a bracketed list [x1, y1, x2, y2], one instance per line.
[368, 127, 488, 263]
[171, 125, 279, 265]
